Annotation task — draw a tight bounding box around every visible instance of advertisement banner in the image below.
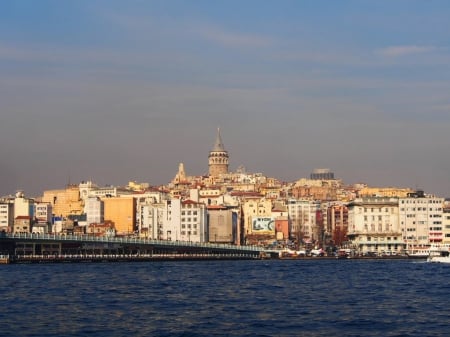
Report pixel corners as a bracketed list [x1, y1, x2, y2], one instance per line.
[252, 217, 275, 233]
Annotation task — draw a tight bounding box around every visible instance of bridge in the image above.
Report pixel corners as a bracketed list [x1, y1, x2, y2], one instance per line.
[0, 233, 276, 263]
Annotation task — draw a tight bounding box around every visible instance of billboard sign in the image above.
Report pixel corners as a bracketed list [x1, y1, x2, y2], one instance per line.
[252, 217, 275, 233]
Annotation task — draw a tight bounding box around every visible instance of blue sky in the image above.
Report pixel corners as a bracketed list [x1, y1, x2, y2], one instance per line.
[1, 1, 450, 197]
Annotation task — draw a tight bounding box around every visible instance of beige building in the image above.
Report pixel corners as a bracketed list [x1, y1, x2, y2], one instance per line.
[42, 185, 83, 218]
[347, 197, 402, 254]
[103, 197, 136, 235]
[14, 216, 32, 233]
[358, 186, 414, 198]
[242, 198, 275, 245]
[208, 206, 234, 243]
[14, 191, 34, 218]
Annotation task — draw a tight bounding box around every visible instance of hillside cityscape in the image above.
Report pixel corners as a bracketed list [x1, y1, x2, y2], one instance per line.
[2, 129, 449, 256]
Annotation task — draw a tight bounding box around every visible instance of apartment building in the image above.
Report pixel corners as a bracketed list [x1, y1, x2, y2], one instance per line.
[34, 202, 52, 233]
[347, 197, 402, 254]
[399, 191, 444, 247]
[103, 197, 136, 235]
[138, 202, 165, 240]
[164, 198, 207, 243]
[14, 191, 34, 218]
[326, 202, 348, 246]
[0, 203, 14, 232]
[442, 200, 450, 244]
[42, 185, 83, 218]
[286, 199, 320, 243]
[84, 197, 104, 225]
[208, 206, 235, 243]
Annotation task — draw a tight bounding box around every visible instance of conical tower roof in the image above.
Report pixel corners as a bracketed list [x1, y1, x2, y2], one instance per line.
[212, 128, 226, 152]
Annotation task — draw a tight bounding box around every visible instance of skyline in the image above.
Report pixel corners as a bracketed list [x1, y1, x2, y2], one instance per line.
[1, 1, 450, 197]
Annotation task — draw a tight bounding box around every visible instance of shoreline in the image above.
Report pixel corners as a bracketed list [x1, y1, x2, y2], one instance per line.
[1, 254, 424, 264]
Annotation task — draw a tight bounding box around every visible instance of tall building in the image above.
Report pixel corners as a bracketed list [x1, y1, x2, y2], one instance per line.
[442, 199, 450, 244]
[163, 198, 208, 243]
[327, 203, 348, 246]
[0, 202, 14, 232]
[84, 197, 104, 225]
[208, 128, 229, 177]
[103, 197, 136, 235]
[399, 191, 444, 246]
[14, 191, 34, 218]
[347, 196, 402, 254]
[42, 185, 83, 218]
[287, 199, 321, 242]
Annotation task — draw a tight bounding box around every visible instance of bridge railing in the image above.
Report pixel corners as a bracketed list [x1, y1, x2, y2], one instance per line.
[0, 232, 262, 252]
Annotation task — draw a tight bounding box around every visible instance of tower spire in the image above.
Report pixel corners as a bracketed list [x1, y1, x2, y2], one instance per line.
[213, 127, 225, 151]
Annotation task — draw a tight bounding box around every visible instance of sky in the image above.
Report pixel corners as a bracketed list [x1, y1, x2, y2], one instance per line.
[1, 0, 450, 197]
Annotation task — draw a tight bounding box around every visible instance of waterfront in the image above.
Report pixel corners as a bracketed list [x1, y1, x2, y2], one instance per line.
[1, 259, 450, 337]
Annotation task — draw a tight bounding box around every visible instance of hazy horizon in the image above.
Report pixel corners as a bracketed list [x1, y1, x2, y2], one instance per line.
[1, 1, 449, 197]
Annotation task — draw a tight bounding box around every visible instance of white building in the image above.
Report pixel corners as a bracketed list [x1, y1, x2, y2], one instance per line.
[79, 180, 134, 200]
[287, 199, 320, 242]
[347, 197, 402, 254]
[14, 191, 34, 218]
[84, 197, 104, 225]
[399, 191, 444, 247]
[138, 202, 165, 240]
[34, 202, 53, 226]
[164, 199, 208, 243]
[0, 203, 14, 232]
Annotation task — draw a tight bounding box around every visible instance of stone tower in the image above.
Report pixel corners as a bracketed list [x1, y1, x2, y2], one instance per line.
[208, 128, 229, 177]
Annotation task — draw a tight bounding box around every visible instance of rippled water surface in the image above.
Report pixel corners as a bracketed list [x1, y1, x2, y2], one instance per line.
[1, 259, 450, 336]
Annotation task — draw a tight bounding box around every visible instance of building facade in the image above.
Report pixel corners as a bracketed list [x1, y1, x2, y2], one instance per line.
[34, 202, 53, 225]
[42, 185, 83, 218]
[327, 203, 349, 246]
[103, 197, 136, 235]
[208, 206, 235, 243]
[84, 197, 104, 225]
[287, 199, 320, 243]
[0, 203, 14, 232]
[347, 197, 402, 254]
[399, 191, 444, 247]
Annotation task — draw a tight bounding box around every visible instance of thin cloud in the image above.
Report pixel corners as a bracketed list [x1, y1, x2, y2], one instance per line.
[378, 45, 436, 57]
[195, 25, 272, 48]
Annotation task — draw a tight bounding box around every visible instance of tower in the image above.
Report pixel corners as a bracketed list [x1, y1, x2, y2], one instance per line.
[208, 128, 229, 177]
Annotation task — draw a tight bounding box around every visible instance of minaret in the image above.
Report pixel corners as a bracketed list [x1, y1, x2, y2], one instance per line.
[208, 128, 229, 177]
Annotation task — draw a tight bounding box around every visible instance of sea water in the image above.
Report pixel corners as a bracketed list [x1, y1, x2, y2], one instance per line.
[1, 259, 449, 337]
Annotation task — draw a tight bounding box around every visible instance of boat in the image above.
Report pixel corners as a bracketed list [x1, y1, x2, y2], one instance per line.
[427, 248, 450, 263]
[0, 255, 10, 264]
[406, 244, 450, 259]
